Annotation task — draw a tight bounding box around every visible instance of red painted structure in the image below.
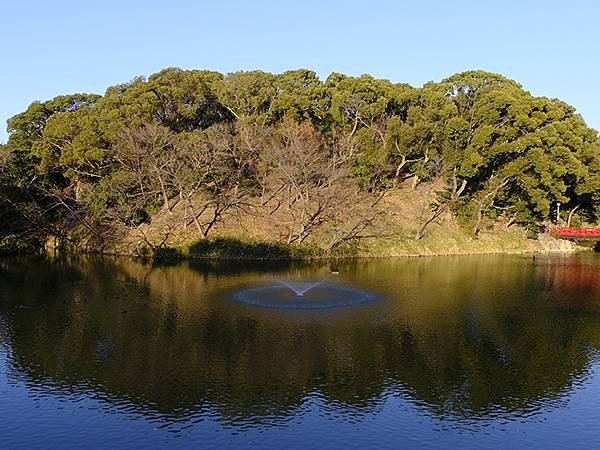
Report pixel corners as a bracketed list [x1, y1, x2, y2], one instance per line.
[549, 227, 600, 239]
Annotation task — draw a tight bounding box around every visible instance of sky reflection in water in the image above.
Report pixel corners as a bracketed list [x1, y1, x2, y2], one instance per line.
[2, 254, 600, 449]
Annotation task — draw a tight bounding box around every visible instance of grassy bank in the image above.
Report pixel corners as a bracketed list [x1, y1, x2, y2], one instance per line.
[4, 185, 586, 261]
[63, 225, 580, 261]
[31, 186, 584, 260]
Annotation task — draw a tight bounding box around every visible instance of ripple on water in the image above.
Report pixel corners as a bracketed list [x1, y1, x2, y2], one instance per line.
[231, 283, 380, 310]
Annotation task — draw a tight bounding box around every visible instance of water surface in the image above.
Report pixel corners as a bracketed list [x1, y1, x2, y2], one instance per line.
[1, 254, 600, 449]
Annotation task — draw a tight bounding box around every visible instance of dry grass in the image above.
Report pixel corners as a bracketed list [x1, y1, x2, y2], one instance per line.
[96, 180, 574, 259]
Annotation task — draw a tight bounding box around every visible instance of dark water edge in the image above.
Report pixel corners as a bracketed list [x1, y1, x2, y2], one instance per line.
[5, 227, 579, 261]
[2, 253, 600, 449]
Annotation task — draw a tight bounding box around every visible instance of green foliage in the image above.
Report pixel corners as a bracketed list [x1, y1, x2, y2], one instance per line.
[269, 69, 331, 127]
[2, 67, 599, 249]
[217, 70, 277, 122]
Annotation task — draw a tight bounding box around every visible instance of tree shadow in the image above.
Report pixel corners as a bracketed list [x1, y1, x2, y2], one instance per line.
[149, 237, 315, 273]
[188, 237, 304, 260]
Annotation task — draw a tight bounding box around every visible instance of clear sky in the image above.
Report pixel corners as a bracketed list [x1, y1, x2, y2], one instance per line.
[1, 0, 599, 142]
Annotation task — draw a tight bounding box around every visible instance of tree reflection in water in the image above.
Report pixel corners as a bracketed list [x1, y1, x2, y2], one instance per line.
[1, 254, 600, 429]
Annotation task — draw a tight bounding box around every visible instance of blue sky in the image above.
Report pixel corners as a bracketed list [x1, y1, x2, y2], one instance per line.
[1, 0, 599, 142]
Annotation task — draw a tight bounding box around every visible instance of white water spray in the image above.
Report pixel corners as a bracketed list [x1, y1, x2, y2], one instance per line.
[277, 280, 322, 296]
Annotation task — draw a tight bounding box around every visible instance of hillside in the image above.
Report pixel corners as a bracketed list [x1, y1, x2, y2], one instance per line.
[51, 178, 577, 259]
[1, 68, 598, 258]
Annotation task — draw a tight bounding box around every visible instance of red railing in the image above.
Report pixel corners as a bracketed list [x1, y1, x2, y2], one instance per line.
[549, 227, 600, 239]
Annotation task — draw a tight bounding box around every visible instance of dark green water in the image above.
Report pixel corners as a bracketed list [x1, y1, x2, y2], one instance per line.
[1, 254, 600, 449]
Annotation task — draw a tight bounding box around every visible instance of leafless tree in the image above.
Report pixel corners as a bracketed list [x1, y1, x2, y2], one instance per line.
[258, 119, 375, 245]
[169, 123, 258, 238]
[113, 123, 179, 213]
[325, 190, 386, 251]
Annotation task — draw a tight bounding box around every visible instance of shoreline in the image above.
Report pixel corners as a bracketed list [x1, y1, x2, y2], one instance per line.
[3, 229, 593, 262]
[32, 241, 592, 263]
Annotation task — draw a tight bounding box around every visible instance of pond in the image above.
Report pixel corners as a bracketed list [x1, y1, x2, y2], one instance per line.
[1, 254, 600, 449]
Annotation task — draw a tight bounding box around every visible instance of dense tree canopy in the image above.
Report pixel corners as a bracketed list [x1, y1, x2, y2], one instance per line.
[1, 68, 599, 253]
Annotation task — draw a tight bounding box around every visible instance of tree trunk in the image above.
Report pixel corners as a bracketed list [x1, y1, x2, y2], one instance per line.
[157, 174, 171, 213]
[472, 178, 509, 235]
[415, 207, 445, 240]
[74, 177, 84, 202]
[567, 205, 580, 227]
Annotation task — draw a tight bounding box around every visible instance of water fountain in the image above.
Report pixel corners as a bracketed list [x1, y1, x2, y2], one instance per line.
[276, 280, 322, 297]
[231, 277, 379, 310]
